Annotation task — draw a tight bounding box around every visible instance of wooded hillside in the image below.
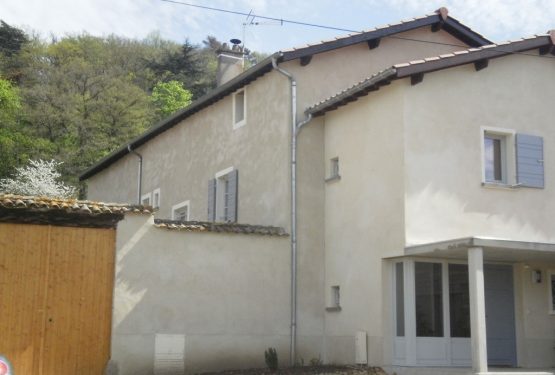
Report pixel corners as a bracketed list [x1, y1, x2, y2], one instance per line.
[0, 21, 262, 195]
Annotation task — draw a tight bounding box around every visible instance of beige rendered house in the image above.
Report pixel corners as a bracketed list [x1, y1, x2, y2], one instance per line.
[81, 8, 555, 375]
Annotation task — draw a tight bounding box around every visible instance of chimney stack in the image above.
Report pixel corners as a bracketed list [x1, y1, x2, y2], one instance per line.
[216, 39, 244, 86]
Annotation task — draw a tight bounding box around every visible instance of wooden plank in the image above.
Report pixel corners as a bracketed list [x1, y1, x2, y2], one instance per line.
[0, 223, 50, 375]
[42, 226, 115, 375]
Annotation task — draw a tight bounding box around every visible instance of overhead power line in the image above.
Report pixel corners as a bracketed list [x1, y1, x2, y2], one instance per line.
[160, 0, 555, 60]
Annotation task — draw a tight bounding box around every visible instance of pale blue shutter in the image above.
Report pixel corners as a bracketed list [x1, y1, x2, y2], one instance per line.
[207, 178, 216, 221]
[516, 134, 544, 188]
[225, 169, 238, 222]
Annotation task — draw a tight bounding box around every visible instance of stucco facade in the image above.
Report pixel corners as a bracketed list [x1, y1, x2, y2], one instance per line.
[315, 50, 555, 371]
[113, 214, 291, 375]
[79, 12, 555, 375]
[84, 23, 473, 373]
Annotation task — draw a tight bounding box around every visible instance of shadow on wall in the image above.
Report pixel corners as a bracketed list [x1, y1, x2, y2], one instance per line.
[113, 215, 291, 375]
[405, 181, 554, 245]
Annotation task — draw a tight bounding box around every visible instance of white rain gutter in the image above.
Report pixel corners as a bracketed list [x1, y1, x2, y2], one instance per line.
[127, 144, 143, 205]
[271, 55, 313, 366]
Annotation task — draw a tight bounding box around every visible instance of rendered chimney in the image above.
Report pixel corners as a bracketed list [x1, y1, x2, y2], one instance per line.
[216, 41, 244, 86]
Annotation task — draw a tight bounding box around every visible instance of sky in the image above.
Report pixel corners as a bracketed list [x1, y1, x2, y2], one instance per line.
[2, 0, 555, 53]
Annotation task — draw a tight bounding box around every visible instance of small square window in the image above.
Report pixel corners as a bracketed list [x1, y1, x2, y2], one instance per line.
[331, 285, 340, 307]
[233, 89, 246, 129]
[153, 188, 161, 210]
[481, 127, 516, 186]
[330, 157, 339, 178]
[548, 271, 555, 314]
[484, 134, 506, 183]
[325, 157, 341, 182]
[172, 201, 190, 221]
[141, 192, 152, 206]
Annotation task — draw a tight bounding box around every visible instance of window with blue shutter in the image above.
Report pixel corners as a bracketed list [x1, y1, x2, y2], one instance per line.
[516, 134, 544, 188]
[207, 178, 216, 221]
[225, 169, 238, 222]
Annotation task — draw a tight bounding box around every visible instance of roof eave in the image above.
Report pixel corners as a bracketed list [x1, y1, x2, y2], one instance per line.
[307, 35, 553, 117]
[281, 14, 491, 62]
[79, 53, 281, 181]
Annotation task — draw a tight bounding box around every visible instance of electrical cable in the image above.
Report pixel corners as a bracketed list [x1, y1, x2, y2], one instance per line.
[159, 0, 555, 59]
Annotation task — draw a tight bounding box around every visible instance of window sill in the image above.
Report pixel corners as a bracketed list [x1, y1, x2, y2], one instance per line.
[325, 306, 341, 312]
[325, 175, 341, 183]
[481, 182, 520, 190]
[233, 120, 246, 130]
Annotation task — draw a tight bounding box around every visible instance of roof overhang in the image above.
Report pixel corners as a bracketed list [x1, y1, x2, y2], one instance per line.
[307, 33, 555, 117]
[79, 10, 491, 181]
[402, 237, 555, 263]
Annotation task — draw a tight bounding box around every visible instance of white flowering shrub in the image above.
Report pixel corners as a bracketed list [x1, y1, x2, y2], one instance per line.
[0, 159, 77, 199]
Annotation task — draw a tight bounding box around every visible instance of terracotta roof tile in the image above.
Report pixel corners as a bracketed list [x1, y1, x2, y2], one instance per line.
[154, 219, 288, 237]
[307, 33, 553, 117]
[0, 194, 152, 216]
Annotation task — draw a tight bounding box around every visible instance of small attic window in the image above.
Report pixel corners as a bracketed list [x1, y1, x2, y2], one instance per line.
[325, 157, 341, 182]
[141, 192, 152, 206]
[233, 89, 246, 129]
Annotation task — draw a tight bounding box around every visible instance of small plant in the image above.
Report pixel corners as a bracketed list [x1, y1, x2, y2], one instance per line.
[264, 347, 278, 371]
[309, 356, 322, 366]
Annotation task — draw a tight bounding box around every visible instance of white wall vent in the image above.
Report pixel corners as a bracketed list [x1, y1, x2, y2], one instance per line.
[154, 334, 185, 374]
[355, 330, 368, 364]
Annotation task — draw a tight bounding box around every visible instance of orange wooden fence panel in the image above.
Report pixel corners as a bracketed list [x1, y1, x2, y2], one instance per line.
[0, 223, 115, 375]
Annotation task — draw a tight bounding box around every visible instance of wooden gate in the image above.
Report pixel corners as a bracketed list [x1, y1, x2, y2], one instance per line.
[0, 223, 115, 375]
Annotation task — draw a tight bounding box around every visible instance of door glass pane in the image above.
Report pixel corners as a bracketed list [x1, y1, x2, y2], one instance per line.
[415, 262, 443, 337]
[449, 264, 470, 337]
[396, 262, 404, 336]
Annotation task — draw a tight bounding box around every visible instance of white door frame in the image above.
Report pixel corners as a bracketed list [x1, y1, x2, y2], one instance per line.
[392, 255, 513, 369]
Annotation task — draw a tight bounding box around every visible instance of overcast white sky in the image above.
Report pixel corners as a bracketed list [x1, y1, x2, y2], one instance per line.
[2, 0, 555, 53]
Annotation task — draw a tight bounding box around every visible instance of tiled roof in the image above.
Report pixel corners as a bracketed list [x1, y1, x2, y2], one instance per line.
[80, 9, 491, 182]
[0, 194, 152, 215]
[281, 10, 490, 55]
[154, 219, 288, 237]
[307, 33, 555, 117]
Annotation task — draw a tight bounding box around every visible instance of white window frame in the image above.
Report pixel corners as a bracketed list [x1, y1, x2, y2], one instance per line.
[480, 126, 516, 186]
[232, 88, 246, 129]
[548, 270, 555, 315]
[172, 200, 190, 221]
[325, 157, 341, 183]
[215, 166, 234, 222]
[152, 188, 161, 210]
[141, 192, 152, 206]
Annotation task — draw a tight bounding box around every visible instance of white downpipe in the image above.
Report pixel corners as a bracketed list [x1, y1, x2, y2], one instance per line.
[127, 144, 143, 205]
[271, 56, 312, 366]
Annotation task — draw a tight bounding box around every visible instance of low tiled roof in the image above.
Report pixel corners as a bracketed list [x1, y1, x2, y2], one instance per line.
[307, 33, 555, 117]
[79, 9, 491, 182]
[0, 194, 151, 228]
[0, 194, 152, 215]
[154, 219, 288, 237]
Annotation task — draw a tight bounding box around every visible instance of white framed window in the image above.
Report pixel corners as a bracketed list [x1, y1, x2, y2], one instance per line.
[331, 285, 340, 307]
[172, 200, 190, 221]
[548, 271, 555, 315]
[208, 167, 238, 222]
[152, 188, 161, 210]
[325, 156, 341, 181]
[481, 127, 516, 186]
[233, 88, 246, 129]
[326, 285, 341, 311]
[141, 192, 152, 206]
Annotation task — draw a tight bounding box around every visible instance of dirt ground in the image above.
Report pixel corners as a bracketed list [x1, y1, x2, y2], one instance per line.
[199, 365, 388, 375]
